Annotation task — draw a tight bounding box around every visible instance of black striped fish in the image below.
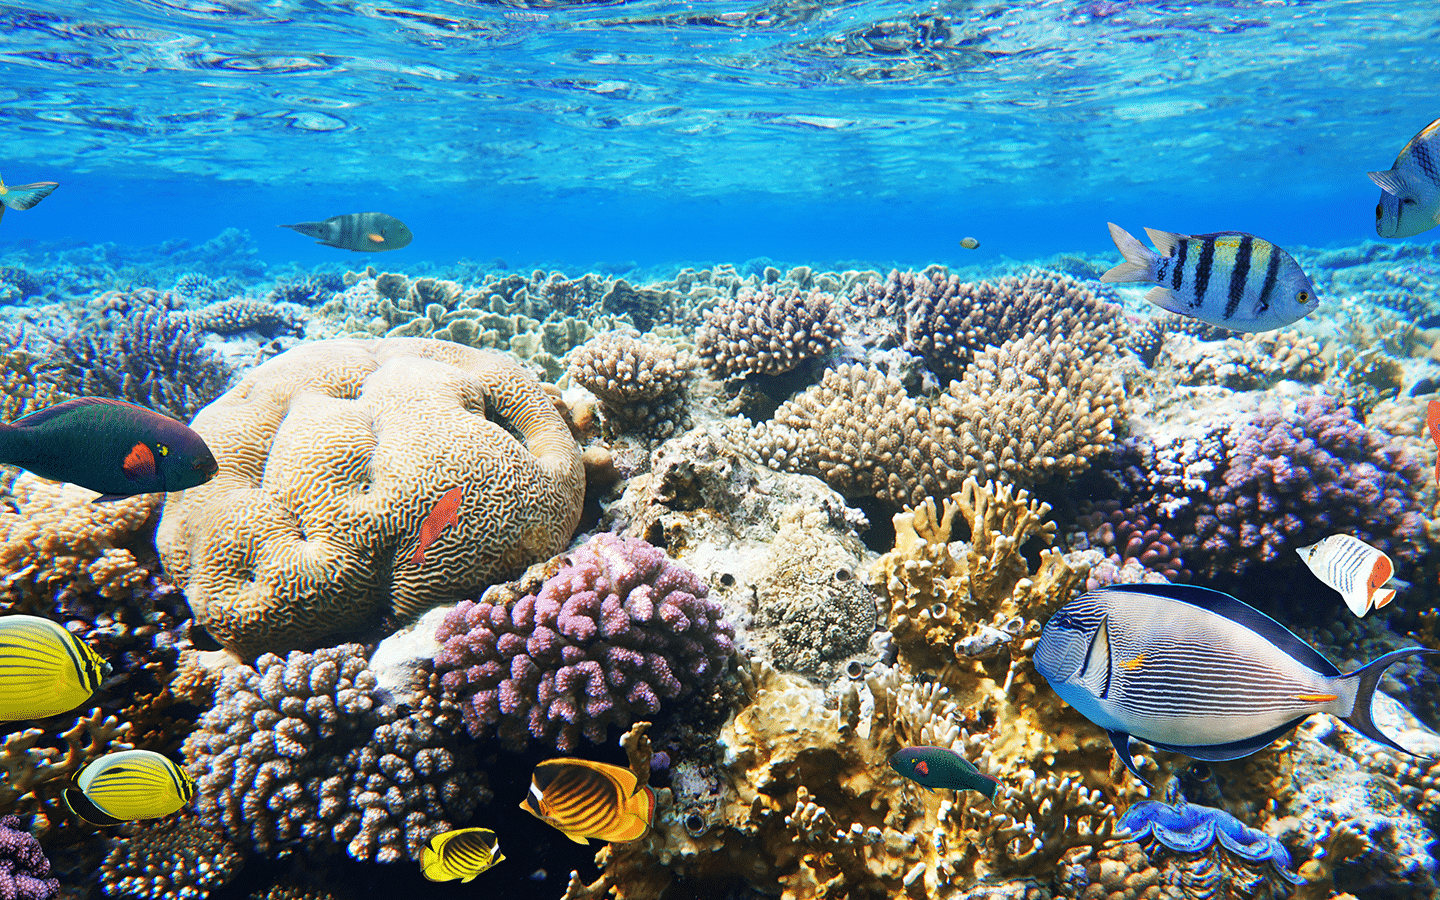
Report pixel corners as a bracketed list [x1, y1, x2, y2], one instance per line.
[0, 172, 58, 225]
[1370, 117, 1440, 239]
[280, 211, 412, 252]
[519, 758, 655, 845]
[421, 827, 505, 882]
[1034, 583, 1435, 780]
[0, 614, 110, 721]
[1296, 534, 1398, 618]
[62, 749, 196, 825]
[1101, 223, 1318, 332]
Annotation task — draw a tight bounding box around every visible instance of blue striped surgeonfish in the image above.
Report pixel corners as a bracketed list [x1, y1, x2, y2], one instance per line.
[280, 211, 413, 252]
[1370, 117, 1440, 239]
[421, 827, 505, 882]
[1101, 223, 1318, 332]
[520, 758, 656, 845]
[1034, 583, 1436, 780]
[0, 614, 110, 721]
[62, 749, 196, 825]
[0, 172, 58, 225]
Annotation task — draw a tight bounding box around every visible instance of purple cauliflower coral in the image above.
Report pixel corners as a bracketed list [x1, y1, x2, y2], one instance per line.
[0, 816, 58, 900]
[435, 533, 735, 751]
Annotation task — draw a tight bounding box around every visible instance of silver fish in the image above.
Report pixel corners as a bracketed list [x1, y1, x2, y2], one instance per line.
[1101, 223, 1318, 333]
[1035, 583, 1434, 780]
[1370, 118, 1440, 239]
[280, 211, 412, 252]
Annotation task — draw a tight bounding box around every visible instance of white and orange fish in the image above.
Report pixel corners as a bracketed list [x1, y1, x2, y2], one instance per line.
[411, 485, 463, 566]
[1428, 399, 1440, 488]
[1296, 534, 1398, 618]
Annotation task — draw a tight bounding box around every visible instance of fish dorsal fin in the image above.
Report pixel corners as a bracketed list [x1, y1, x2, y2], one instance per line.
[1096, 583, 1339, 677]
[1368, 169, 1409, 196]
[8, 396, 150, 428]
[1079, 614, 1113, 699]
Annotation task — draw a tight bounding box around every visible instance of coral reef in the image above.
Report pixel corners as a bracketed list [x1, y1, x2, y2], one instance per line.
[98, 815, 244, 900]
[697, 284, 842, 381]
[0, 815, 58, 900]
[1170, 331, 1327, 390]
[184, 298, 306, 338]
[155, 337, 585, 658]
[183, 643, 487, 863]
[567, 331, 695, 439]
[433, 533, 735, 751]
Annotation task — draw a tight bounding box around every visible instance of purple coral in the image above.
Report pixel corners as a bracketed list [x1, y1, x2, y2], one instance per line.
[435, 534, 735, 751]
[1078, 500, 1187, 588]
[0, 816, 59, 900]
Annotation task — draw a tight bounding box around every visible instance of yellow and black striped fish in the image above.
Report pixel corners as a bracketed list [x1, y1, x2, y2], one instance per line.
[62, 749, 195, 825]
[519, 758, 655, 845]
[0, 172, 59, 225]
[1101, 222, 1319, 333]
[0, 614, 109, 721]
[280, 211, 413, 252]
[420, 827, 505, 882]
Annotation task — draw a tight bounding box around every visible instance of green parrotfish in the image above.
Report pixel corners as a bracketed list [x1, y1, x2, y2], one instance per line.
[281, 211, 413, 252]
[0, 172, 59, 225]
[888, 746, 1001, 802]
[0, 398, 218, 500]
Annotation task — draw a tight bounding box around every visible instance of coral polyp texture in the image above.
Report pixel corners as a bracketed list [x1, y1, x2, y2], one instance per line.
[98, 815, 243, 900]
[697, 284, 842, 380]
[0, 814, 58, 900]
[155, 337, 585, 658]
[433, 533, 735, 751]
[567, 331, 695, 439]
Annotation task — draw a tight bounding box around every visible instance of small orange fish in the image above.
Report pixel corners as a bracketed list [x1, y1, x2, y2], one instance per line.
[1429, 400, 1440, 488]
[412, 486, 463, 566]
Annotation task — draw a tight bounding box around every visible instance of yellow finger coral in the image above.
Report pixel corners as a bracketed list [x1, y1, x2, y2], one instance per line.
[156, 337, 585, 659]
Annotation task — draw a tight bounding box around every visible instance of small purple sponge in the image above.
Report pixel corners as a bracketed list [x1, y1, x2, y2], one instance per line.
[0, 815, 58, 900]
[435, 534, 735, 751]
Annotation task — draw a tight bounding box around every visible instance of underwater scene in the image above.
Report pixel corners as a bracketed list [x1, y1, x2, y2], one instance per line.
[3, 1, 1440, 899]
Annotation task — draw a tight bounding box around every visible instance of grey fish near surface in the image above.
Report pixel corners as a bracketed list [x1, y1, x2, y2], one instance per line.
[281, 211, 413, 251]
[1034, 583, 1436, 780]
[1370, 118, 1440, 239]
[1101, 222, 1318, 333]
[0, 172, 59, 225]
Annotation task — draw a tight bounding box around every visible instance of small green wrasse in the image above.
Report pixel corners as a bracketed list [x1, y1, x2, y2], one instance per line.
[421, 827, 504, 882]
[1102, 223, 1318, 332]
[0, 614, 110, 721]
[1036, 583, 1437, 780]
[281, 211, 413, 251]
[1370, 118, 1440, 239]
[888, 746, 1000, 802]
[520, 758, 655, 845]
[0, 398, 218, 500]
[63, 749, 196, 825]
[0, 172, 58, 225]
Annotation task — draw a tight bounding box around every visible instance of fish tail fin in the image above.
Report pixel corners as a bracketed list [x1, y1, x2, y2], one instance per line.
[1100, 222, 1159, 284]
[1373, 588, 1397, 609]
[280, 221, 325, 239]
[1340, 585, 1372, 618]
[411, 543, 426, 567]
[1341, 647, 1440, 756]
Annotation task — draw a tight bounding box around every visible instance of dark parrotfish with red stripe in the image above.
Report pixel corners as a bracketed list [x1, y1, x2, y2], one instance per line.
[889, 746, 1001, 802]
[1035, 583, 1437, 781]
[1101, 223, 1318, 332]
[0, 398, 218, 500]
[281, 211, 413, 252]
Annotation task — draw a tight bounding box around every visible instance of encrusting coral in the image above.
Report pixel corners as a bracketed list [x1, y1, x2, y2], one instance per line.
[0, 814, 58, 900]
[567, 331, 695, 440]
[156, 337, 586, 658]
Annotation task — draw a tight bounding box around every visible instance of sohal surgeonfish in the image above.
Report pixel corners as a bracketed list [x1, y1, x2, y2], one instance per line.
[1370, 117, 1440, 239]
[0, 398, 218, 500]
[411, 485, 463, 566]
[1102, 223, 1318, 333]
[0, 172, 58, 225]
[520, 758, 655, 845]
[421, 827, 505, 882]
[889, 746, 1001, 802]
[281, 212, 412, 252]
[0, 614, 110, 721]
[63, 749, 196, 825]
[1035, 583, 1437, 780]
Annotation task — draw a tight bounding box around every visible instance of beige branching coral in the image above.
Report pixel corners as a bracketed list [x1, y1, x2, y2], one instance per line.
[0, 707, 133, 819]
[697, 284, 842, 380]
[568, 331, 695, 439]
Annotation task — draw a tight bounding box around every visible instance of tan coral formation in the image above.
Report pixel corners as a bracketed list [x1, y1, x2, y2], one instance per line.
[156, 337, 585, 659]
[567, 331, 695, 439]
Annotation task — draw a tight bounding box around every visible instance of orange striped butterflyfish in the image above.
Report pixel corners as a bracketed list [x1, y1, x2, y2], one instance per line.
[421, 827, 504, 882]
[519, 758, 655, 845]
[62, 749, 196, 825]
[1296, 534, 1399, 618]
[0, 614, 110, 721]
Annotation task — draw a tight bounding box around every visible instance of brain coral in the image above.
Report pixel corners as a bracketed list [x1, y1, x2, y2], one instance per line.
[156, 338, 585, 659]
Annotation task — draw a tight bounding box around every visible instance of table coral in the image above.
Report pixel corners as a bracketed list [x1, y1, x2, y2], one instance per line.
[183, 643, 487, 863]
[433, 533, 735, 751]
[155, 337, 585, 658]
[568, 331, 695, 440]
[98, 815, 243, 900]
[0, 814, 58, 900]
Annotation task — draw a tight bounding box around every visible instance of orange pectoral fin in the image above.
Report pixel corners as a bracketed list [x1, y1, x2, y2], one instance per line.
[1295, 693, 1339, 703]
[367, 232, 385, 243]
[121, 442, 157, 480]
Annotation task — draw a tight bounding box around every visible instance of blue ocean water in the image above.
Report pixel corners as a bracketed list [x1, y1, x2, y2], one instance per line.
[3, 0, 1437, 269]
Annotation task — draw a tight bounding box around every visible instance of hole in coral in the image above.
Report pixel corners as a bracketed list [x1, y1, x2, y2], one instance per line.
[718, 573, 736, 587]
[834, 567, 853, 582]
[684, 814, 706, 837]
[844, 660, 865, 680]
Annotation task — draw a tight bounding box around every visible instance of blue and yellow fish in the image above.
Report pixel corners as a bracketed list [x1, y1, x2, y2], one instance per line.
[0, 614, 110, 721]
[1101, 223, 1318, 332]
[63, 749, 196, 825]
[0, 172, 58, 225]
[1035, 583, 1435, 780]
[1370, 117, 1440, 239]
[421, 827, 504, 882]
[889, 746, 1001, 802]
[520, 758, 655, 845]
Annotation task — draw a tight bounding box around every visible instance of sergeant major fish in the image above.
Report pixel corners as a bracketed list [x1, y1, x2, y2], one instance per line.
[1101, 223, 1318, 332]
[281, 211, 413, 252]
[1035, 583, 1436, 780]
[0, 172, 58, 225]
[1370, 117, 1440, 239]
[889, 746, 1001, 802]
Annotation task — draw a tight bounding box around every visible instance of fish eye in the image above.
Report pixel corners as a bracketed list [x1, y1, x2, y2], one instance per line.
[1297, 291, 1310, 302]
[156, 443, 169, 456]
[1375, 202, 1383, 219]
[1403, 197, 1418, 205]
